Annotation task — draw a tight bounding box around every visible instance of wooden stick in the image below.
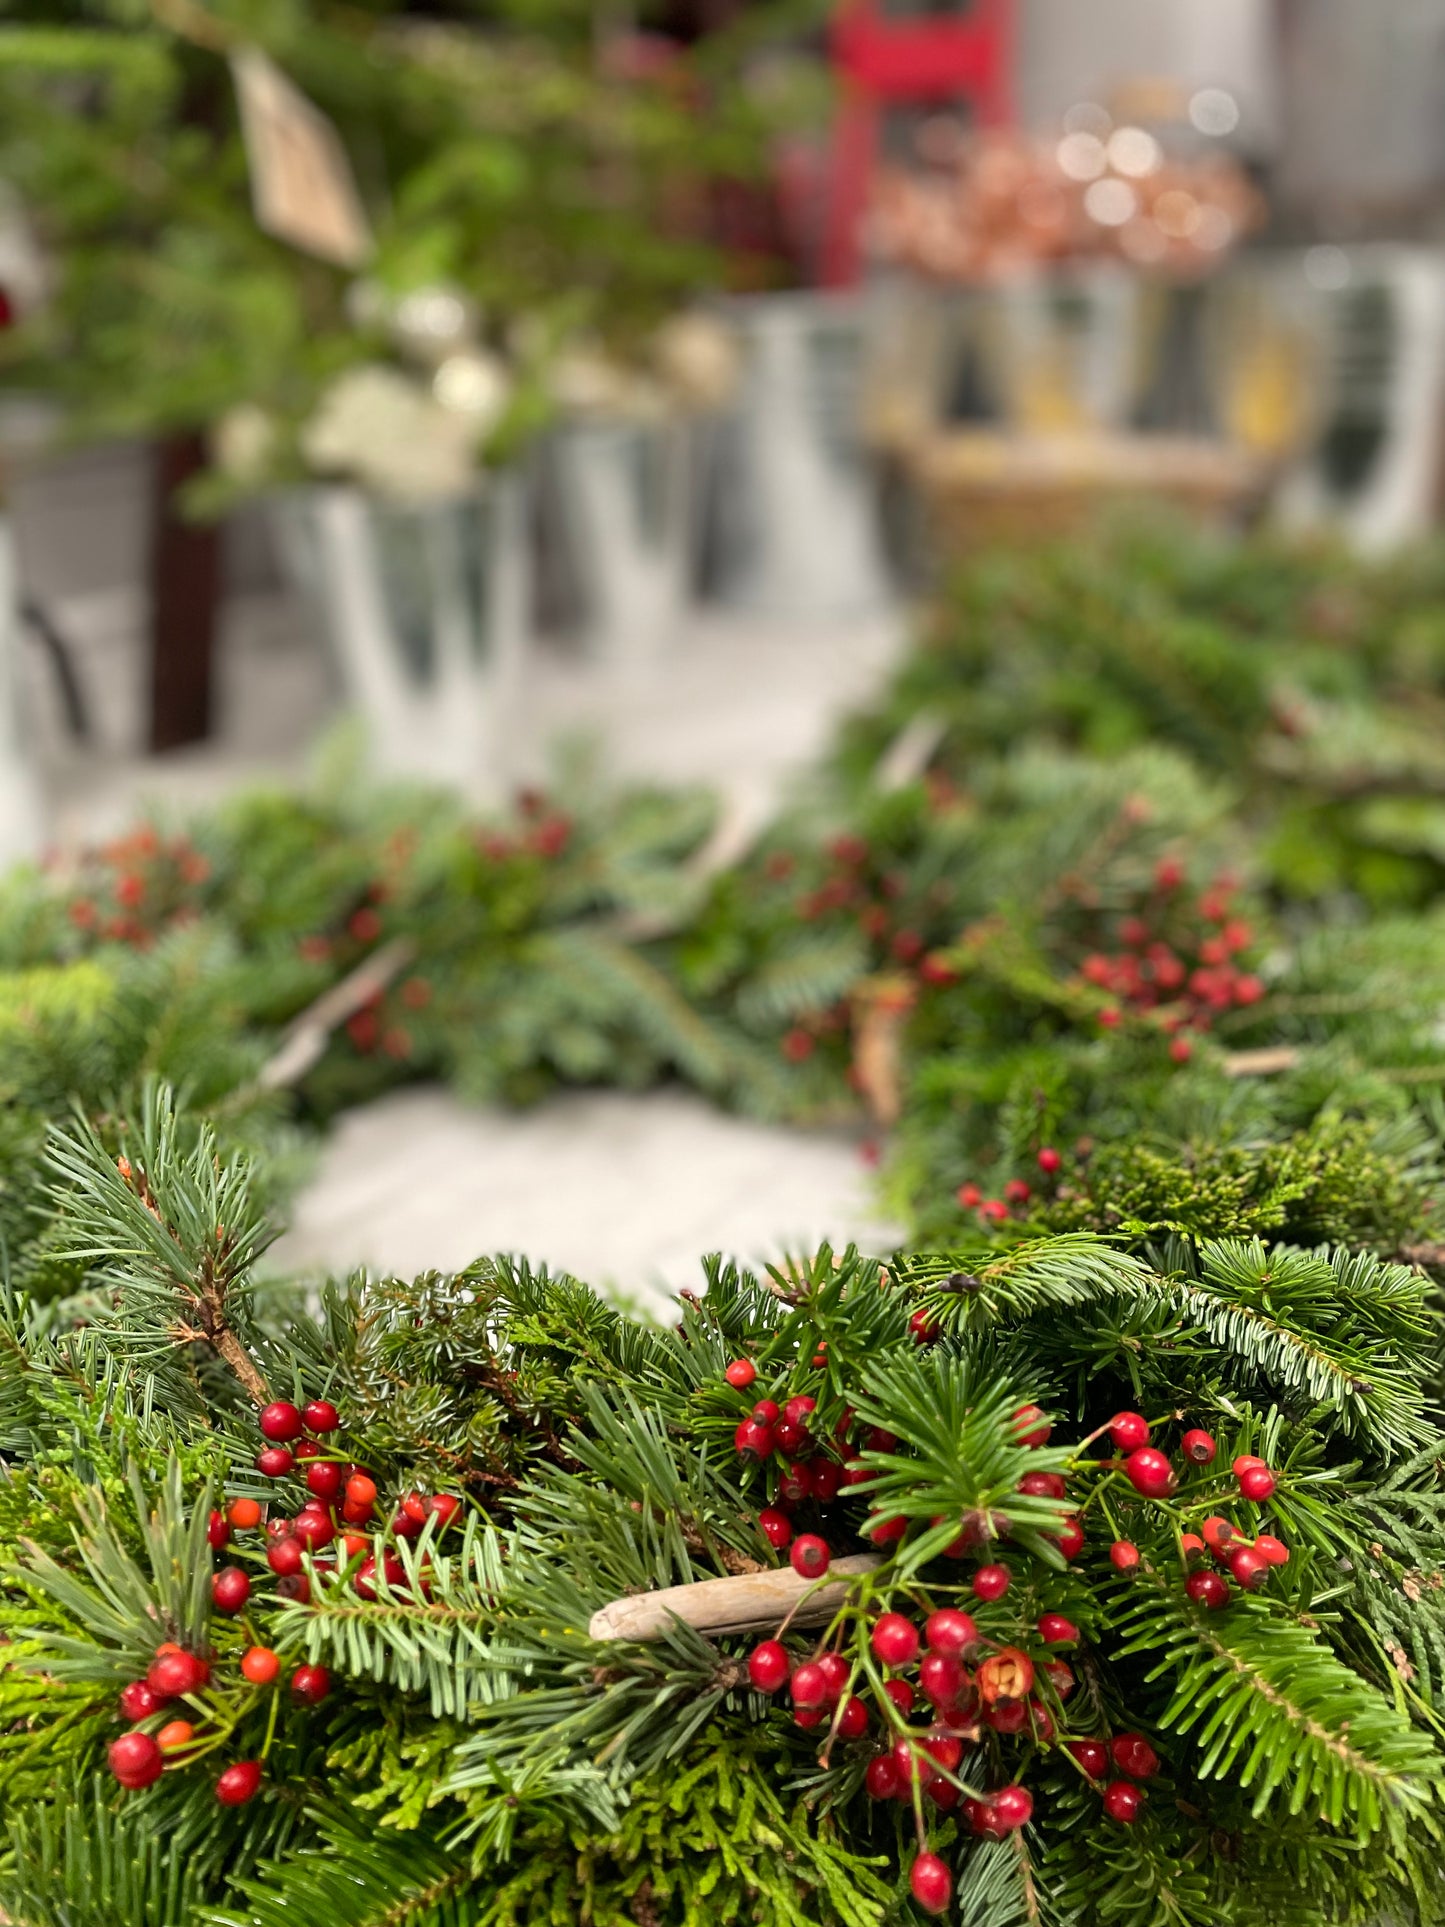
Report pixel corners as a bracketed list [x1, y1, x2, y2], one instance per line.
[589, 1552, 880, 1642]
[1221, 1045, 1300, 1077]
[875, 711, 947, 793]
[253, 935, 418, 1093]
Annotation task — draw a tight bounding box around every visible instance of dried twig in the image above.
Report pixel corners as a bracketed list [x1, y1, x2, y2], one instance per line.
[589, 1552, 879, 1642]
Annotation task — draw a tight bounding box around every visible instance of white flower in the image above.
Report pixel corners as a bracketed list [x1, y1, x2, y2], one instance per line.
[300, 364, 479, 501]
[212, 404, 279, 485]
[432, 350, 511, 434]
[652, 312, 741, 410]
[550, 346, 663, 421]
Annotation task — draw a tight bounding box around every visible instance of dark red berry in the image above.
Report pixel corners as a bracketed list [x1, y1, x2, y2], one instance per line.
[293, 1509, 335, 1552]
[1044, 1658, 1075, 1699]
[215, 1759, 264, 1806]
[206, 1509, 230, 1550]
[864, 1754, 899, 1799]
[1012, 1403, 1051, 1446]
[1037, 1146, 1062, 1174]
[1186, 1569, 1231, 1610]
[910, 1851, 952, 1915]
[430, 1493, 461, 1528]
[783, 1395, 816, 1429]
[793, 1706, 824, 1728]
[267, 1536, 304, 1578]
[256, 1447, 294, 1478]
[1109, 1411, 1150, 1452]
[1110, 1733, 1159, 1779]
[291, 1664, 331, 1705]
[119, 1680, 163, 1723]
[734, 1418, 774, 1460]
[275, 1572, 311, 1603]
[306, 1460, 343, 1503]
[724, 1358, 756, 1390]
[302, 1399, 340, 1433]
[991, 1784, 1034, 1830]
[1057, 1516, 1085, 1561]
[867, 1512, 906, 1546]
[871, 1613, 919, 1666]
[837, 1694, 869, 1740]
[1068, 1737, 1109, 1779]
[1037, 1612, 1078, 1645]
[752, 1399, 781, 1424]
[109, 1731, 164, 1789]
[790, 1662, 828, 1708]
[972, 1562, 1011, 1602]
[211, 1567, 251, 1615]
[920, 1652, 966, 1707]
[777, 1460, 812, 1506]
[809, 1460, 843, 1504]
[758, 1507, 792, 1549]
[748, 1639, 789, 1693]
[1109, 1539, 1140, 1571]
[258, 1402, 303, 1443]
[1228, 1546, 1270, 1591]
[1103, 1780, 1143, 1823]
[790, 1534, 830, 1580]
[882, 1677, 915, 1716]
[924, 1608, 977, 1656]
[1018, 1471, 1067, 1499]
[146, 1650, 203, 1699]
[909, 1308, 941, 1344]
[293, 1439, 323, 1461]
[1123, 1447, 1176, 1498]
[1181, 1427, 1216, 1464]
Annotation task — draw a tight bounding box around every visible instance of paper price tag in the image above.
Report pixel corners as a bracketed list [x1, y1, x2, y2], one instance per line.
[231, 46, 372, 269]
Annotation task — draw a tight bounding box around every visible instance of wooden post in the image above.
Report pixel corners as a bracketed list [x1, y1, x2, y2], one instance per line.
[148, 429, 221, 751]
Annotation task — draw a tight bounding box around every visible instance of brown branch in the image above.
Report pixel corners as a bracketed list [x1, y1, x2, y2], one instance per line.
[589, 1552, 880, 1641]
[251, 936, 417, 1095]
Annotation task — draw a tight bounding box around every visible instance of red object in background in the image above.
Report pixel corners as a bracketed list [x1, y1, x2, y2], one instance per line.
[822, 0, 1014, 286]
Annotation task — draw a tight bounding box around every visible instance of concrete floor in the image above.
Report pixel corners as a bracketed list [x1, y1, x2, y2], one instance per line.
[10, 444, 907, 1295]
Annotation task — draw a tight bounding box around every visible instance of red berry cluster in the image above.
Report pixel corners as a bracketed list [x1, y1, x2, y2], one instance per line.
[62, 824, 212, 949]
[1072, 861, 1264, 1056]
[955, 1145, 1070, 1227]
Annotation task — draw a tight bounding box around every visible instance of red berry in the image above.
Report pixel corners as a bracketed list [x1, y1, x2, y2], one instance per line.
[1044, 1658, 1075, 1699]
[758, 1507, 793, 1550]
[837, 1694, 869, 1740]
[119, 1680, 163, 1722]
[1018, 1471, 1067, 1499]
[256, 1447, 294, 1478]
[748, 1639, 790, 1694]
[1012, 1403, 1051, 1446]
[865, 1754, 899, 1799]
[909, 1308, 941, 1344]
[752, 1399, 781, 1424]
[206, 1509, 230, 1550]
[870, 1613, 919, 1666]
[430, 1493, 461, 1528]
[910, 1852, 952, 1916]
[1181, 1427, 1217, 1464]
[956, 1182, 982, 1208]
[1109, 1411, 1150, 1452]
[267, 1536, 304, 1578]
[215, 1760, 264, 1806]
[1186, 1569, 1231, 1610]
[817, 1653, 851, 1701]
[1238, 1464, 1277, 1501]
[1037, 1613, 1078, 1645]
[774, 1419, 807, 1458]
[919, 1651, 966, 1707]
[790, 1535, 830, 1580]
[343, 1474, 378, 1522]
[882, 1677, 915, 1717]
[291, 1664, 331, 1705]
[985, 1698, 1028, 1734]
[790, 1662, 828, 1708]
[1037, 1146, 1062, 1174]
[991, 1784, 1034, 1830]
[1103, 1780, 1143, 1823]
[241, 1646, 280, 1685]
[109, 1731, 164, 1789]
[724, 1358, 756, 1390]
[1201, 1514, 1240, 1554]
[923, 1608, 978, 1657]
[302, 1399, 340, 1433]
[293, 1439, 323, 1463]
[793, 1706, 824, 1728]
[1255, 1533, 1290, 1567]
[259, 1402, 303, 1443]
[275, 1572, 311, 1604]
[734, 1418, 775, 1460]
[1232, 1454, 1266, 1476]
[227, 1498, 263, 1530]
[293, 1509, 335, 1552]
[1180, 1532, 1207, 1568]
[809, 1460, 842, 1504]
[1110, 1733, 1159, 1779]
[1228, 1546, 1270, 1592]
[1123, 1447, 1177, 1498]
[972, 1563, 1011, 1602]
[146, 1650, 203, 1699]
[1109, 1539, 1140, 1571]
[1068, 1737, 1109, 1779]
[1057, 1516, 1085, 1561]
[211, 1566, 251, 1615]
[866, 1513, 907, 1546]
[783, 1395, 816, 1428]
[305, 1460, 343, 1503]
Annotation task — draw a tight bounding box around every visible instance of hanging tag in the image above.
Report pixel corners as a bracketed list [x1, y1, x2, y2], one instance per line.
[231, 46, 372, 268]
